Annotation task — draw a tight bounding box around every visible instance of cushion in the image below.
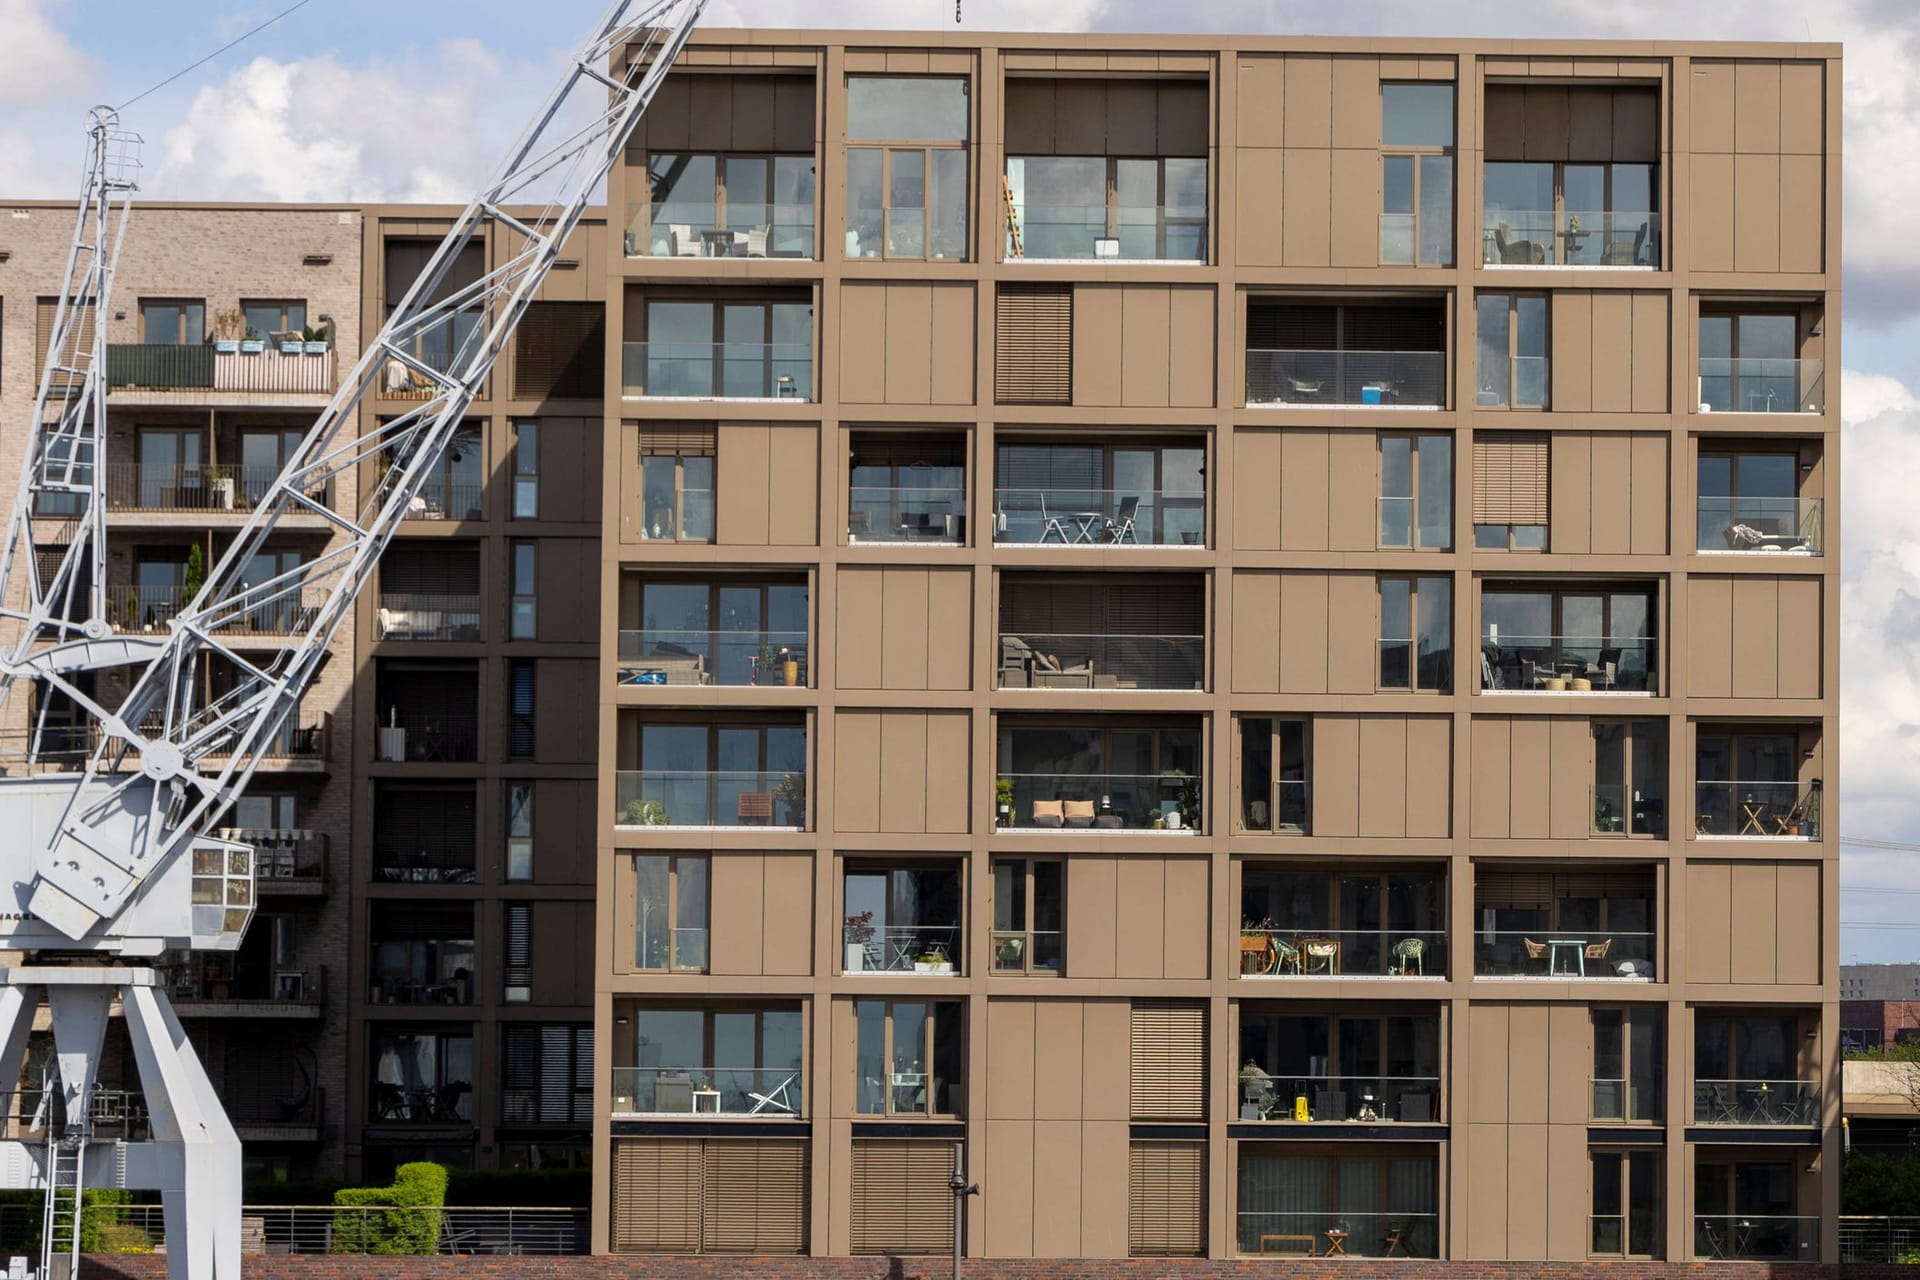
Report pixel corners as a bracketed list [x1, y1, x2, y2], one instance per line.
[1030, 799, 1064, 827]
[1063, 800, 1096, 827]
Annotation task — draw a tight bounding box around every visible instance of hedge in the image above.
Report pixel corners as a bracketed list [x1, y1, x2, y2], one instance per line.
[330, 1162, 448, 1255]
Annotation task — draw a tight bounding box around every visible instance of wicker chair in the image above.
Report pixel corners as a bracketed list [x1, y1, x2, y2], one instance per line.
[1523, 937, 1549, 972]
[1584, 938, 1614, 965]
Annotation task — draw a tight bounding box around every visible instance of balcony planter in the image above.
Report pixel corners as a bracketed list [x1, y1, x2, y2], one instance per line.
[213, 339, 240, 355]
[843, 911, 875, 973]
[279, 339, 304, 355]
[995, 936, 1024, 969]
[304, 341, 329, 355]
[239, 339, 265, 355]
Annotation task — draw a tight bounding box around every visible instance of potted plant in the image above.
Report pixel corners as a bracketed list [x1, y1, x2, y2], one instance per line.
[1168, 768, 1202, 832]
[774, 771, 807, 827]
[621, 798, 668, 825]
[995, 777, 1014, 827]
[300, 322, 331, 355]
[183, 543, 206, 603]
[278, 334, 303, 355]
[1239, 1059, 1273, 1119]
[914, 943, 953, 975]
[995, 934, 1025, 970]
[239, 323, 266, 355]
[843, 910, 875, 972]
[210, 308, 245, 354]
[1239, 918, 1275, 974]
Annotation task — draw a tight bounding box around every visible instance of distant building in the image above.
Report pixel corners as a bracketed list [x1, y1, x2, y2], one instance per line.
[1841, 963, 1920, 1002]
[1841, 999, 1920, 1054]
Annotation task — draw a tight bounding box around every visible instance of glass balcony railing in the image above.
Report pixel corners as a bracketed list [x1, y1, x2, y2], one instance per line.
[1377, 496, 1452, 550]
[610, 1066, 803, 1118]
[1237, 1210, 1439, 1259]
[1238, 928, 1446, 979]
[999, 771, 1202, 832]
[844, 924, 961, 974]
[1473, 355, 1550, 408]
[846, 207, 966, 261]
[992, 488, 1205, 547]
[376, 594, 481, 642]
[1005, 204, 1207, 261]
[1236, 1074, 1442, 1125]
[848, 486, 966, 543]
[1241, 780, 1311, 834]
[1692, 1079, 1820, 1126]
[616, 629, 809, 688]
[998, 632, 1204, 692]
[372, 845, 475, 884]
[1473, 930, 1657, 980]
[991, 929, 1063, 974]
[1246, 349, 1446, 409]
[620, 342, 813, 400]
[614, 769, 807, 829]
[624, 204, 817, 258]
[1693, 781, 1821, 839]
[1695, 1215, 1819, 1262]
[1478, 634, 1657, 693]
[1698, 357, 1824, 414]
[371, 713, 478, 763]
[1589, 1076, 1662, 1123]
[1482, 210, 1660, 266]
[1590, 784, 1667, 838]
[1697, 496, 1823, 554]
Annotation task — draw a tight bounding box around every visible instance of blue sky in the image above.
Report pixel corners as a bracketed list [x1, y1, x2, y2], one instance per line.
[9, 0, 1920, 960]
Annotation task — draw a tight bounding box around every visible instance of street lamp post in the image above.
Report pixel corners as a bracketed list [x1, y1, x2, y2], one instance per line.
[950, 1140, 980, 1280]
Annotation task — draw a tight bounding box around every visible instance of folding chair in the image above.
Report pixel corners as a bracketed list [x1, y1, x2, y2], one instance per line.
[1104, 495, 1140, 544]
[748, 1073, 799, 1115]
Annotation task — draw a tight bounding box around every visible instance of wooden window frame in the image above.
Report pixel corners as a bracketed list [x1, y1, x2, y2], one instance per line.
[639, 426, 717, 543]
[1380, 83, 1455, 269]
[240, 297, 308, 339]
[1004, 155, 1208, 262]
[1377, 574, 1452, 693]
[632, 853, 709, 972]
[1475, 292, 1549, 410]
[1591, 1006, 1664, 1125]
[1589, 1146, 1662, 1259]
[988, 857, 1063, 976]
[139, 297, 206, 346]
[854, 999, 963, 1118]
[847, 144, 970, 262]
[1235, 715, 1310, 835]
[1592, 719, 1667, 838]
[1377, 432, 1453, 551]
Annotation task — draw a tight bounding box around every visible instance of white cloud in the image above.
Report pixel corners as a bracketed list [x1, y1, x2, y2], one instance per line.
[0, 0, 95, 108]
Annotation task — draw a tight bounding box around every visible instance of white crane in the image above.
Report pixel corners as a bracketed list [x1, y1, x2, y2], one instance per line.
[0, 3, 707, 1276]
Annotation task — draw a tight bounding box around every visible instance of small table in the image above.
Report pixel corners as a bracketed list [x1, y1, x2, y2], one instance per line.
[699, 228, 738, 256]
[1259, 1234, 1316, 1256]
[1546, 938, 1588, 977]
[691, 1088, 721, 1114]
[1066, 511, 1105, 543]
[1739, 798, 1768, 835]
[1322, 1229, 1349, 1256]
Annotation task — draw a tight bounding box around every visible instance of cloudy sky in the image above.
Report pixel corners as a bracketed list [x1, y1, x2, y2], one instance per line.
[5, 0, 1916, 959]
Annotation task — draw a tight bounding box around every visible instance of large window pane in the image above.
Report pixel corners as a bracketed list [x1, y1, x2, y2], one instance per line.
[1514, 295, 1549, 408]
[1382, 83, 1455, 146]
[1417, 435, 1452, 549]
[930, 148, 968, 260]
[847, 148, 884, 258]
[888, 149, 926, 257]
[1476, 294, 1511, 407]
[1418, 154, 1454, 265]
[1416, 576, 1452, 691]
[848, 78, 969, 141]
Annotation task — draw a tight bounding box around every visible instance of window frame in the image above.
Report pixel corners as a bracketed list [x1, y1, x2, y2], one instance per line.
[640, 295, 813, 399]
[1377, 432, 1453, 550]
[1235, 716, 1310, 834]
[636, 151, 818, 256]
[503, 900, 532, 1003]
[1475, 292, 1549, 410]
[501, 1023, 593, 1125]
[847, 144, 970, 262]
[139, 297, 207, 346]
[1483, 159, 1661, 267]
[367, 1029, 474, 1123]
[1380, 83, 1456, 268]
[989, 857, 1064, 976]
[1590, 1146, 1663, 1259]
[632, 853, 710, 973]
[638, 432, 717, 543]
[509, 540, 537, 641]
[853, 998, 964, 1118]
[505, 781, 534, 882]
[1592, 719, 1668, 838]
[511, 422, 540, 519]
[1003, 155, 1208, 262]
[1591, 1006, 1664, 1124]
[1377, 574, 1453, 693]
[507, 657, 536, 760]
[240, 298, 308, 339]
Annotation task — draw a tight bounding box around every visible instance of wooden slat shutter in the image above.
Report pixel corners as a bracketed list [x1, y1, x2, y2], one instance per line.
[1475, 867, 1553, 910]
[381, 543, 480, 594]
[850, 1139, 955, 1255]
[994, 283, 1071, 405]
[701, 1140, 808, 1254]
[36, 296, 96, 390]
[513, 301, 605, 400]
[849, 436, 966, 469]
[1554, 869, 1657, 899]
[1247, 302, 1336, 350]
[639, 423, 716, 455]
[503, 902, 532, 1000]
[501, 1023, 540, 1123]
[1472, 433, 1550, 524]
[1342, 303, 1445, 352]
[611, 1137, 703, 1252]
[1129, 1141, 1206, 1257]
[1130, 999, 1206, 1121]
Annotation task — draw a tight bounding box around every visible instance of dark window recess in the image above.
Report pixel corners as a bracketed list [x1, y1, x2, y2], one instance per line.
[1247, 302, 1445, 352]
[381, 542, 481, 595]
[504, 902, 532, 998]
[995, 283, 1072, 405]
[515, 302, 606, 400]
[503, 1024, 593, 1123]
[508, 659, 536, 758]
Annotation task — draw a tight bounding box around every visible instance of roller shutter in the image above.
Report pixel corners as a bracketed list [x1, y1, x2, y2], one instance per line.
[1129, 1140, 1206, 1257]
[994, 283, 1071, 405]
[1472, 432, 1550, 525]
[850, 1139, 955, 1255]
[1130, 998, 1206, 1121]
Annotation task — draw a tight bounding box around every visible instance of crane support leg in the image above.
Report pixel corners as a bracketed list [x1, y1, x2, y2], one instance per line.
[123, 983, 241, 1280]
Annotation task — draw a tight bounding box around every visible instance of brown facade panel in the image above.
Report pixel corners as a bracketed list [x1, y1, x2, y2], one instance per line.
[1548, 430, 1669, 555]
[715, 422, 819, 546]
[831, 710, 969, 834]
[1230, 570, 1379, 694]
[1687, 574, 1823, 699]
[840, 282, 976, 406]
[1687, 860, 1824, 986]
[1468, 716, 1601, 840]
[708, 852, 814, 976]
[1308, 713, 1452, 838]
[1691, 60, 1828, 272]
[1070, 285, 1216, 408]
[834, 566, 972, 691]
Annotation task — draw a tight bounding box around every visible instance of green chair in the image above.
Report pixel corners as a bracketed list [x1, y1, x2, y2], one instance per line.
[1392, 937, 1426, 976]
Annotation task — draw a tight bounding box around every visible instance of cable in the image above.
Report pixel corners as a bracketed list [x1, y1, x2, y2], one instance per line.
[117, 0, 316, 111]
[1840, 836, 1920, 853]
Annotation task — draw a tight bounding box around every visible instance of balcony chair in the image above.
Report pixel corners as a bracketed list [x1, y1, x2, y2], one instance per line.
[1602, 221, 1650, 266]
[999, 635, 1036, 687]
[1030, 799, 1066, 828]
[1585, 647, 1622, 690]
[1522, 657, 1554, 690]
[1036, 495, 1074, 544]
[1300, 936, 1340, 975]
[737, 792, 774, 825]
[747, 1073, 799, 1116]
[377, 607, 414, 640]
[1103, 495, 1140, 544]
[1584, 938, 1614, 967]
[1522, 937, 1549, 972]
[668, 224, 701, 257]
[1271, 936, 1303, 975]
[738, 225, 770, 257]
[1241, 1067, 1277, 1119]
[1062, 799, 1096, 828]
[1029, 649, 1094, 688]
[1772, 795, 1814, 836]
[653, 1074, 695, 1114]
[1392, 936, 1426, 976]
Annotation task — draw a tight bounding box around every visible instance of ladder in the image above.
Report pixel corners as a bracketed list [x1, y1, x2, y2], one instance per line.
[1001, 172, 1022, 258]
[39, 1080, 84, 1280]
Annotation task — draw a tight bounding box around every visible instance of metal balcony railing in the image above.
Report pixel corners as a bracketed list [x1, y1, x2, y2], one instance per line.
[1236, 1209, 1440, 1259]
[1695, 1214, 1818, 1262]
[1692, 1079, 1820, 1126]
[377, 593, 482, 641]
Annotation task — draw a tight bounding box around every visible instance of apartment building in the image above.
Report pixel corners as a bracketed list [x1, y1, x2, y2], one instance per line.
[592, 30, 1842, 1266]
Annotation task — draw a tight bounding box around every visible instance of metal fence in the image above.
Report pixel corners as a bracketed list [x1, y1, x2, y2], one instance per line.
[37, 1204, 588, 1257]
[1841, 1216, 1920, 1263]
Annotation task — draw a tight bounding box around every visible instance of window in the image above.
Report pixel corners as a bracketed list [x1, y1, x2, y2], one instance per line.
[1238, 1009, 1442, 1124]
[628, 1007, 801, 1116]
[1695, 728, 1815, 837]
[1473, 865, 1658, 978]
[510, 542, 537, 640]
[503, 902, 531, 1002]
[1475, 293, 1548, 408]
[1480, 584, 1657, 694]
[506, 782, 534, 881]
[1005, 156, 1206, 261]
[1592, 1007, 1663, 1122]
[846, 77, 969, 261]
[511, 424, 539, 518]
[369, 903, 476, 1005]
[1378, 433, 1452, 549]
[1240, 868, 1447, 978]
[373, 781, 478, 881]
[1246, 299, 1448, 408]
[503, 1024, 592, 1123]
[1698, 310, 1817, 414]
[848, 434, 966, 544]
[399, 424, 483, 519]
[990, 859, 1062, 974]
[638, 424, 716, 542]
[1593, 720, 1667, 836]
[1472, 431, 1549, 549]
[132, 427, 206, 509]
[631, 579, 808, 687]
[1693, 1158, 1802, 1260]
[993, 439, 1205, 546]
[997, 722, 1202, 831]
[850, 1140, 956, 1256]
[383, 239, 483, 381]
[636, 298, 812, 399]
[854, 1000, 963, 1116]
[507, 659, 535, 759]
[1695, 1013, 1805, 1093]
[239, 547, 304, 633]
[1483, 148, 1658, 266]
[1698, 448, 1819, 553]
[845, 863, 962, 974]
[237, 426, 308, 506]
[140, 298, 206, 345]
[1236, 1148, 1438, 1258]
[630, 721, 808, 827]
[232, 792, 296, 830]
[634, 854, 708, 971]
[1381, 83, 1454, 266]
[1591, 1149, 1661, 1258]
[242, 299, 307, 340]
[1238, 717, 1309, 833]
[993, 284, 1071, 405]
[637, 152, 817, 258]
[368, 1030, 473, 1122]
[1378, 575, 1451, 691]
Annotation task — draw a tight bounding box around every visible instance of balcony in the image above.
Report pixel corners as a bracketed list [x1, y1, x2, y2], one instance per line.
[1005, 203, 1206, 262]
[1238, 1207, 1439, 1259]
[372, 712, 478, 763]
[1481, 210, 1660, 267]
[1239, 927, 1447, 981]
[106, 342, 336, 400]
[1692, 1079, 1819, 1127]
[402, 478, 484, 522]
[845, 864, 962, 975]
[377, 594, 482, 642]
[1475, 930, 1657, 980]
[1693, 781, 1821, 839]
[992, 489, 1203, 547]
[624, 205, 817, 259]
[167, 957, 325, 1018]
[610, 1066, 801, 1118]
[216, 827, 327, 894]
[1478, 635, 1658, 694]
[105, 464, 331, 515]
[998, 632, 1203, 692]
[1698, 358, 1825, 415]
[374, 660, 479, 763]
[1695, 1215, 1818, 1262]
[1697, 496, 1824, 555]
[620, 342, 812, 401]
[848, 485, 966, 544]
[1238, 1069, 1441, 1126]
[615, 769, 806, 829]
[1246, 349, 1446, 410]
[373, 781, 476, 883]
[998, 771, 1201, 833]
[616, 629, 809, 688]
[1473, 865, 1657, 980]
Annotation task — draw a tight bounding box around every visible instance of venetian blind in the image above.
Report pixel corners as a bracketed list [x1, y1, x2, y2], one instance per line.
[850, 1139, 955, 1256]
[35, 296, 96, 391]
[1128, 1141, 1206, 1257]
[638, 423, 716, 455]
[994, 283, 1072, 405]
[1130, 998, 1207, 1121]
[1472, 432, 1550, 524]
[514, 302, 605, 400]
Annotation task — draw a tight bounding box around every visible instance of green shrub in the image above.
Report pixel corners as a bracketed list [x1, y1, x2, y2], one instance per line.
[331, 1161, 448, 1255]
[1843, 1150, 1920, 1216]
